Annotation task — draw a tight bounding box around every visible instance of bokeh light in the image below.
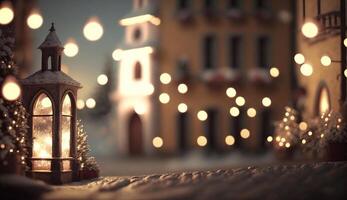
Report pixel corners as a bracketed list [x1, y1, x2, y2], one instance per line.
[64, 39, 79, 57]
[83, 18, 104, 41]
[27, 12, 43, 29]
[178, 103, 188, 113]
[235, 96, 246, 106]
[112, 49, 123, 61]
[240, 129, 250, 139]
[2, 76, 21, 101]
[301, 22, 318, 38]
[294, 53, 305, 65]
[320, 55, 331, 67]
[267, 136, 273, 142]
[229, 107, 240, 117]
[262, 97, 272, 107]
[177, 83, 188, 94]
[86, 98, 96, 109]
[97, 74, 108, 85]
[226, 87, 237, 98]
[197, 110, 208, 121]
[225, 135, 235, 146]
[159, 93, 170, 104]
[197, 136, 207, 147]
[269, 67, 280, 78]
[76, 99, 85, 110]
[160, 73, 171, 84]
[247, 108, 257, 118]
[0, 5, 14, 25]
[152, 137, 163, 148]
[300, 63, 313, 76]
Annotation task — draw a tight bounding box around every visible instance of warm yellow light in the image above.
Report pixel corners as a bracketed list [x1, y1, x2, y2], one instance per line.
[64, 40, 79, 57]
[281, 137, 286, 142]
[27, 12, 43, 29]
[240, 129, 250, 139]
[299, 122, 308, 131]
[112, 49, 123, 61]
[344, 38, 347, 47]
[120, 14, 161, 26]
[225, 135, 235, 146]
[159, 93, 170, 104]
[86, 98, 96, 109]
[152, 137, 163, 148]
[178, 103, 188, 113]
[197, 110, 208, 121]
[308, 131, 313, 136]
[275, 136, 281, 142]
[134, 104, 146, 115]
[235, 96, 245, 106]
[269, 67, 280, 78]
[83, 18, 103, 41]
[178, 83, 188, 94]
[319, 87, 330, 115]
[41, 97, 52, 108]
[302, 139, 306, 144]
[97, 74, 108, 85]
[267, 136, 273, 142]
[76, 99, 85, 110]
[262, 97, 272, 107]
[294, 53, 305, 65]
[320, 55, 331, 67]
[226, 87, 237, 98]
[279, 142, 284, 147]
[160, 73, 171, 84]
[2, 76, 21, 101]
[300, 63, 313, 76]
[247, 108, 257, 118]
[301, 22, 318, 38]
[285, 142, 291, 148]
[0, 5, 14, 25]
[197, 136, 207, 147]
[229, 107, 240, 117]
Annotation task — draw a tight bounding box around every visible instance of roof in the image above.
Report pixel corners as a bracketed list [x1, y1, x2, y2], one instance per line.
[38, 23, 63, 49]
[21, 70, 82, 88]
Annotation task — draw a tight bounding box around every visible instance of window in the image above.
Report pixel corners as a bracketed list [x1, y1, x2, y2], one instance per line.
[203, 35, 216, 70]
[229, 35, 242, 69]
[32, 93, 53, 171]
[230, 108, 244, 148]
[177, 112, 188, 153]
[62, 94, 72, 171]
[177, 0, 190, 10]
[133, 28, 142, 41]
[204, 109, 218, 151]
[257, 36, 270, 69]
[134, 62, 142, 80]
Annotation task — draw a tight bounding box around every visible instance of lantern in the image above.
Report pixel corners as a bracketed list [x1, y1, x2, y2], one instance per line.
[21, 24, 81, 184]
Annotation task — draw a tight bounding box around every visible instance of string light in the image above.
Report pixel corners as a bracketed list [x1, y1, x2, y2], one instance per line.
[97, 74, 108, 85]
[83, 17, 103, 41]
[152, 137, 163, 148]
[320, 55, 331, 67]
[294, 53, 305, 65]
[300, 63, 313, 76]
[240, 129, 250, 139]
[225, 135, 235, 146]
[0, 3, 14, 25]
[2, 76, 21, 101]
[178, 83, 188, 94]
[159, 93, 170, 104]
[267, 136, 273, 142]
[160, 73, 171, 84]
[262, 97, 272, 107]
[64, 39, 79, 57]
[178, 103, 188, 113]
[269, 67, 280, 78]
[86, 98, 96, 109]
[229, 107, 240, 117]
[197, 136, 207, 147]
[247, 108, 257, 118]
[197, 110, 208, 121]
[226, 87, 237, 98]
[27, 11, 43, 29]
[301, 21, 318, 38]
[235, 96, 246, 106]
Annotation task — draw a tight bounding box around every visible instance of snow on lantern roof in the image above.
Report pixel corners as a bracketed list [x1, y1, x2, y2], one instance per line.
[21, 70, 81, 88]
[38, 23, 63, 49]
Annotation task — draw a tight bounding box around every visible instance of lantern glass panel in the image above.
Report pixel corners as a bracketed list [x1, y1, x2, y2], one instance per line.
[61, 94, 72, 170]
[32, 93, 53, 171]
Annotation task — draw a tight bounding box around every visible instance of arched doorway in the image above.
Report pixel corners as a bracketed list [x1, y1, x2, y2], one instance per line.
[128, 112, 143, 155]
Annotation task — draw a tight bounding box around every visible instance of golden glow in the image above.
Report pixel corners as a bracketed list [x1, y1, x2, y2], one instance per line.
[267, 136, 273, 142]
[178, 103, 188, 113]
[235, 96, 245, 106]
[197, 110, 208, 121]
[275, 136, 281, 142]
[86, 98, 96, 109]
[152, 137, 163, 148]
[120, 14, 161, 26]
[178, 83, 188, 94]
[64, 39, 79, 57]
[269, 67, 280, 78]
[0, 4, 14, 25]
[308, 131, 313, 136]
[320, 55, 331, 67]
[285, 142, 291, 148]
[302, 139, 306, 144]
[225, 135, 235, 146]
[240, 129, 250, 139]
[299, 122, 308, 131]
[229, 107, 240, 117]
[97, 74, 108, 85]
[226, 87, 237, 98]
[76, 99, 85, 110]
[134, 103, 146, 115]
[41, 97, 52, 108]
[197, 136, 207, 147]
[112, 49, 123, 61]
[27, 12, 43, 29]
[2, 76, 21, 101]
[319, 87, 330, 115]
[159, 93, 170, 104]
[160, 73, 172, 84]
[83, 18, 103, 41]
[247, 108, 257, 118]
[300, 63, 313, 76]
[262, 97, 272, 107]
[301, 22, 318, 38]
[294, 53, 305, 65]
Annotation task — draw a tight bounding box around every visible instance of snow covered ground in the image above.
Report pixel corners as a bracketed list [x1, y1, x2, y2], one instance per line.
[27, 161, 346, 199]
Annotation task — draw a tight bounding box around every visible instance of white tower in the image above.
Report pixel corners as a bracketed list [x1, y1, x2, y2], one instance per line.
[115, 0, 160, 155]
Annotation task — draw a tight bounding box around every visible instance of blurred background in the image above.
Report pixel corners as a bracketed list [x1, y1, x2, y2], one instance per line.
[3, 0, 346, 176]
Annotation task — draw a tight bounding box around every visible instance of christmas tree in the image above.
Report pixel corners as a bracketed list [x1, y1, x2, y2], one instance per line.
[0, 27, 29, 173]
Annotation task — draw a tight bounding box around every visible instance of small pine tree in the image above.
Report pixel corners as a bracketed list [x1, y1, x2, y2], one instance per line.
[76, 120, 99, 172]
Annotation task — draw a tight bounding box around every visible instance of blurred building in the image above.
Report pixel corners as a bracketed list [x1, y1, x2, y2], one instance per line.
[115, 0, 296, 156]
[295, 0, 345, 118]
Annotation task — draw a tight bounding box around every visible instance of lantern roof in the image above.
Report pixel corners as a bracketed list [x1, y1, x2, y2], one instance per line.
[38, 23, 63, 49]
[21, 70, 82, 88]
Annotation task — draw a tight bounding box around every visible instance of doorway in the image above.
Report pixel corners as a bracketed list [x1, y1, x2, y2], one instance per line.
[128, 112, 143, 155]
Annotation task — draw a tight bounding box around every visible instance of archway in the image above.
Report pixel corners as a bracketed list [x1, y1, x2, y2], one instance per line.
[128, 112, 143, 155]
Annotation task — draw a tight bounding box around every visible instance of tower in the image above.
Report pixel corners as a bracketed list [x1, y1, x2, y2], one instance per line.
[115, 0, 160, 155]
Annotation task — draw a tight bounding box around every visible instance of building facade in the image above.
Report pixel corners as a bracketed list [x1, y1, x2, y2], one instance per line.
[115, 0, 295, 156]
